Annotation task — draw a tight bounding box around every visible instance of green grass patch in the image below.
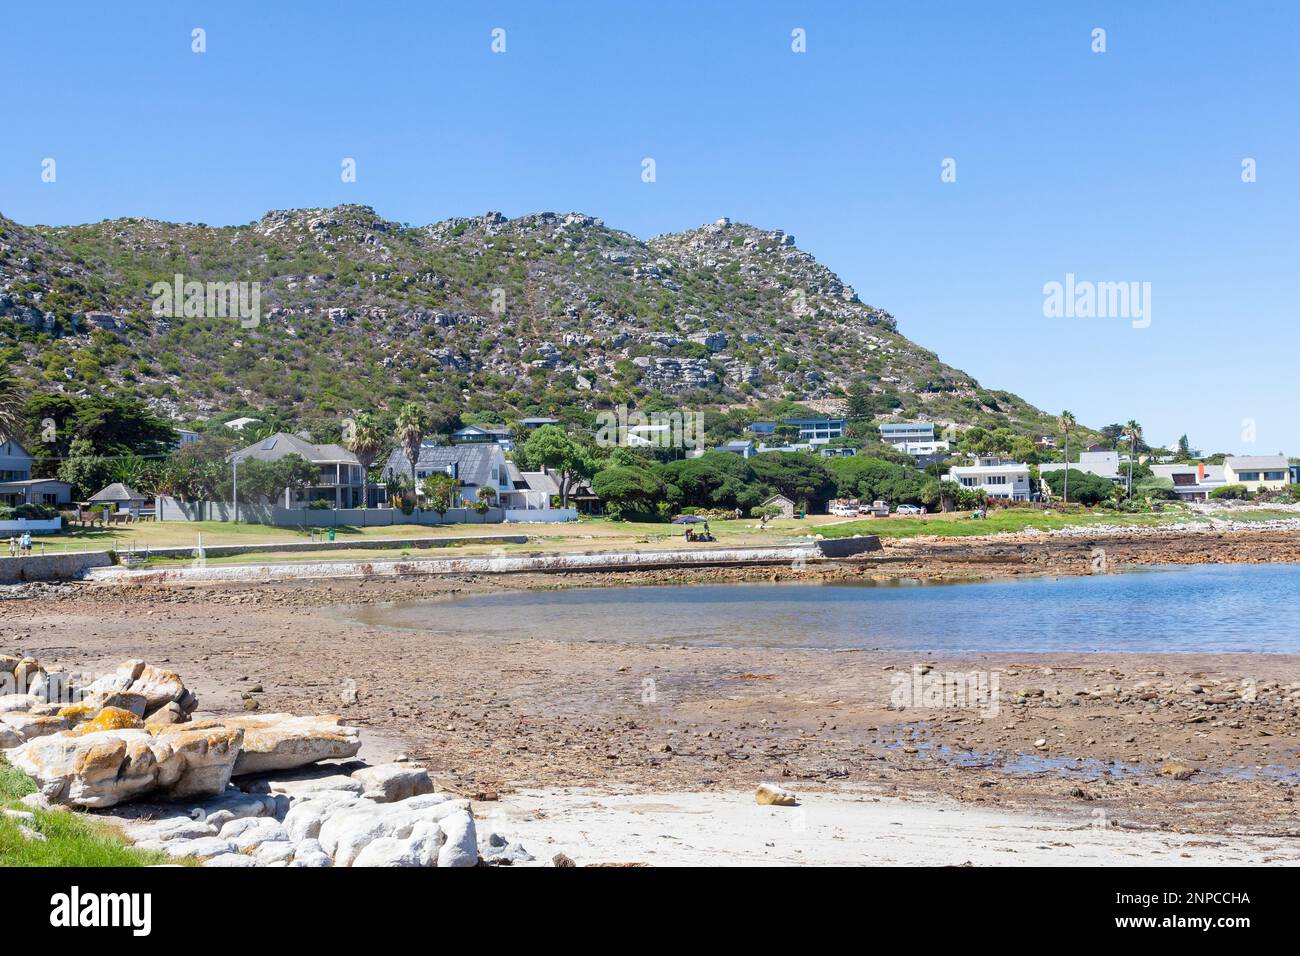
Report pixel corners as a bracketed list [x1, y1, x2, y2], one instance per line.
[1215, 508, 1298, 523]
[818, 508, 1187, 540]
[0, 756, 176, 867]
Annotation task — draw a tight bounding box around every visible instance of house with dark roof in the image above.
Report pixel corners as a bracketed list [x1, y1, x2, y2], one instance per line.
[88, 482, 148, 516]
[233, 433, 368, 508]
[382, 443, 580, 521]
[0, 435, 73, 507]
[383, 442, 512, 507]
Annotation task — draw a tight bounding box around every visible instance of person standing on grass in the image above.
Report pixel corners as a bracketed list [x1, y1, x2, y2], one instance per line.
[7, 536, 15, 558]
[20, 531, 31, 555]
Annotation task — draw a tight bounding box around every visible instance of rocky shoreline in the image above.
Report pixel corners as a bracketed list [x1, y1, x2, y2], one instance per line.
[1, 654, 538, 867]
[3, 525, 1299, 863]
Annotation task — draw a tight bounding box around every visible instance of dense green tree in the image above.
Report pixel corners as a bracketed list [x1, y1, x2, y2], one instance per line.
[591, 464, 665, 514]
[748, 452, 834, 509]
[420, 471, 459, 515]
[56, 438, 114, 499]
[654, 452, 763, 510]
[1041, 468, 1112, 505]
[515, 425, 598, 507]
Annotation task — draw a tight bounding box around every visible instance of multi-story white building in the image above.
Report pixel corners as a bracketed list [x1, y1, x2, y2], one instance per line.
[944, 457, 1032, 501]
[879, 422, 936, 446]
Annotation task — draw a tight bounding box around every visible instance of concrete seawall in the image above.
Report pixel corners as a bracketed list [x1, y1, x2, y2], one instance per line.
[0, 552, 116, 584]
[86, 536, 881, 585]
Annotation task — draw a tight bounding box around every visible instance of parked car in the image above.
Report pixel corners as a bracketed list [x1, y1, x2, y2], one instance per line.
[894, 504, 926, 515]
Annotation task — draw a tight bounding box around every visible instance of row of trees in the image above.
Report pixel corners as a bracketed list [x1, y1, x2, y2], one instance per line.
[1056, 412, 1146, 504]
[588, 448, 985, 517]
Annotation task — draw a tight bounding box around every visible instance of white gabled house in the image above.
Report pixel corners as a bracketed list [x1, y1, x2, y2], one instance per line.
[944, 457, 1032, 501]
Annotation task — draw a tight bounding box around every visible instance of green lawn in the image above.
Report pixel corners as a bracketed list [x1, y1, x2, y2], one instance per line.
[817, 507, 1190, 540]
[24, 507, 1210, 563]
[28, 519, 518, 551]
[0, 756, 175, 867]
[1211, 508, 1299, 523]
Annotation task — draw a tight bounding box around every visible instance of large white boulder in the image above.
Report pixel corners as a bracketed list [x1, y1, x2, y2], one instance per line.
[351, 763, 434, 803]
[289, 839, 332, 868]
[437, 809, 479, 868]
[283, 791, 363, 842]
[317, 795, 468, 867]
[352, 821, 444, 867]
[221, 816, 289, 850]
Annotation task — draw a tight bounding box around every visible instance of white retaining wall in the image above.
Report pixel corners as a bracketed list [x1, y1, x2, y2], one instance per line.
[0, 518, 62, 533]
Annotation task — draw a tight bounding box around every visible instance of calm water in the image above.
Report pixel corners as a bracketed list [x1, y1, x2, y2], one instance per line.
[354, 564, 1300, 655]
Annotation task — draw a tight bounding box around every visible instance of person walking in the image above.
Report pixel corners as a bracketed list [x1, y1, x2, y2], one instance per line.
[7, 536, 16, 558]
[20, 531, 31, 555]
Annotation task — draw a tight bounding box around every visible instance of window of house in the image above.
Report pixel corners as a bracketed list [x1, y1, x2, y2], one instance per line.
[1264, 471, 1285, 480]
[1238, 472, 1260, 481]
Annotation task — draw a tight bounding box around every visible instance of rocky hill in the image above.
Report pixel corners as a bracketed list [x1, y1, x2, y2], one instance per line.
[0, 204, 1062, 437]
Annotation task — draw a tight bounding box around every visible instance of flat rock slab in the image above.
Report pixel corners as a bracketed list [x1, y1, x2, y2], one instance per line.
[224, 714, 362, 776]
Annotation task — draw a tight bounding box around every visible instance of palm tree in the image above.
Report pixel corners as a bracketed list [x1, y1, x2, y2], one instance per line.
[394, 403, 428, 492]
[346, 413, 385, 509]
[1058, 411, 1077, 504]
[0, 365, 24, 443]
[1124, 419, 1143, 498]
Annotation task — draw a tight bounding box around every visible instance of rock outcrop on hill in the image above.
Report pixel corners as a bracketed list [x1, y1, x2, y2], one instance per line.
[0, 206, 1057, 436]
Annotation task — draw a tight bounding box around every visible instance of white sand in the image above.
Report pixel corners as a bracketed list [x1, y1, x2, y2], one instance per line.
[479, 786, 1300, 866]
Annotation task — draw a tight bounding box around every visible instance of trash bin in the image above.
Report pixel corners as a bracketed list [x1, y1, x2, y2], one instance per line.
[328, 528, 335, 542]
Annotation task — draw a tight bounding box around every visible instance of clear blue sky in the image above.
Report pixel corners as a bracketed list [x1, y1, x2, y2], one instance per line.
[3, 1, 1297, 454]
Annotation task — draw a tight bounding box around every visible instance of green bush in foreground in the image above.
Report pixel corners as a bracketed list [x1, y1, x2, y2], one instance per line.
[0, 757, 175, 867]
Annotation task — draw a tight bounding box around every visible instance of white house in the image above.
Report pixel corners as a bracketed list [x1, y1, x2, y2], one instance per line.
[1039, 450, 1121, 482]
[1223, 455, 1290, 492]
[945, 457, 1032, 501]
[1149, 463, 1226, 501]
[879, 422, 936, 446]
[713, 440, 756, 458]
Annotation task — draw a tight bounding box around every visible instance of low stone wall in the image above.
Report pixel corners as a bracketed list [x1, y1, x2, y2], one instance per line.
[88, 543, 824, 585]
[0, 551, 115, 584]
[503, 508, 578, 523]
[0, 517, 63, 534]
[815, 535, 883, 558]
